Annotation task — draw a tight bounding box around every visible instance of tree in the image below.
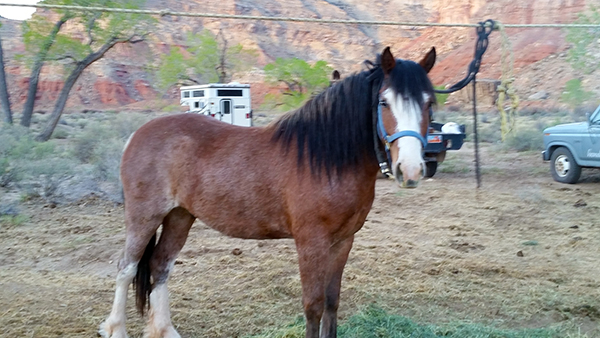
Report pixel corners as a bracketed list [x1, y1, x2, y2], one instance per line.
[0, 23, 12, 124]
[565, 6, 600, 74]
[262, 57, 332, 111]
[35, 0, 155, 141]
[156, 30, 257, 90]
[18, 8, 72, 127]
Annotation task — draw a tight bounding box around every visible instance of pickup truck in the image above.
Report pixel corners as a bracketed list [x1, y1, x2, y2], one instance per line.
[542, 104, 600, 183]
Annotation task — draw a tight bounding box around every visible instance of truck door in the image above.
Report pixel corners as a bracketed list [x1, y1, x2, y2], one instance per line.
[581, 107, 600, 161]
[220, 99, 233, 124]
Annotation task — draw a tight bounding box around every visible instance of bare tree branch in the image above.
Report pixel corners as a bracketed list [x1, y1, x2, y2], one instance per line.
[46, 55, 78, 63]
[85, 12, 101, 46]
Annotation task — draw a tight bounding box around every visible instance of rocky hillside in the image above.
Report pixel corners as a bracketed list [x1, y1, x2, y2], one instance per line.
[0, 0, 597, 113]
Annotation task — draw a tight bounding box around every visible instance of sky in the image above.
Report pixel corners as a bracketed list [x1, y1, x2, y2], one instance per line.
[0, 1, 40, 21]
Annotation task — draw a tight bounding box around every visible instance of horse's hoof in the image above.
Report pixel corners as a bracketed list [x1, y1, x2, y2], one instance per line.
[98, 321, 129, 338]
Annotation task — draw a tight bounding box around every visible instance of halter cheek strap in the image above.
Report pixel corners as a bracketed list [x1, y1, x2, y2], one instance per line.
[376, 101, 427, 177]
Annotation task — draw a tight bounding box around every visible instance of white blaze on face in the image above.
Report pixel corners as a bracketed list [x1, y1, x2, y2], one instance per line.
[382, 88, 427, 180]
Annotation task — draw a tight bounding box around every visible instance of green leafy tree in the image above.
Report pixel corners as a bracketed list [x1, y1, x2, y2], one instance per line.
[34, 0, 156, 141]
[156, 30, 257, 90]
[433, 85, 449, 107]
[0, 22, 12, 124]
[565, 6, 600, 73]
[18, 1, 76, 127]
[263, 58, 332, 111]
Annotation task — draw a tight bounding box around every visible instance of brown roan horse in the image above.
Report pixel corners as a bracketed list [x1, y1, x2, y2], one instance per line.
[99, 46, 436, 338]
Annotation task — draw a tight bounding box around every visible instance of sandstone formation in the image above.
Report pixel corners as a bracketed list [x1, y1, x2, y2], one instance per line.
[0, 0, 596, 113]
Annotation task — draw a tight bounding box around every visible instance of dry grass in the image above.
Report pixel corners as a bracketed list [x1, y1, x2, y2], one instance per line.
[1, 119, 600, 337]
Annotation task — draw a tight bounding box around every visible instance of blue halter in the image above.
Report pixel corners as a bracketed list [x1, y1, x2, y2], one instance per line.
[376, 100, 427, 175]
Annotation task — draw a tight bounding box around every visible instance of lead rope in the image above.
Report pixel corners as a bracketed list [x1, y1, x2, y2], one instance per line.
[434, 19, 498, 188]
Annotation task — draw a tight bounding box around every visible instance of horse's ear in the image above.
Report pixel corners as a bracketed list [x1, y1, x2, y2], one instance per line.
[381, 47, 396, 75]
[419, 47, 436, 73]
[332, 70, 340, 81]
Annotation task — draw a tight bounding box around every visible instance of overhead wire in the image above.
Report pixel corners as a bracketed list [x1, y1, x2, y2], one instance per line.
[0, 2, 599, 29]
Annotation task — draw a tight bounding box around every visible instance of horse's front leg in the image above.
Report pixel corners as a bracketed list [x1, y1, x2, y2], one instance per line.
[294, 229, 332, 338]
[320, 236, 354, 338]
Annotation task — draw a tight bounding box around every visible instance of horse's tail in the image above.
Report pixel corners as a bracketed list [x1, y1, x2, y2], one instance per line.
[133, 233, 156, 315]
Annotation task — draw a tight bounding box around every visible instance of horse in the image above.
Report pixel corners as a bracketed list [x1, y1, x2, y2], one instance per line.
[99, 46, 436, 338]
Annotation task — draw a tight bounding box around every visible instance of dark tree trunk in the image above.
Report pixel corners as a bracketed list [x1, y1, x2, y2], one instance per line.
[217, 30, 228, 83]
[36, 38, 120, 141]
[20, 19, 66, 127]
[0, 34, 12, 124]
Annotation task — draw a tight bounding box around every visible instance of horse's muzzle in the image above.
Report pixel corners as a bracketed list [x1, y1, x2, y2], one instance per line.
[394, 163, 421, 189]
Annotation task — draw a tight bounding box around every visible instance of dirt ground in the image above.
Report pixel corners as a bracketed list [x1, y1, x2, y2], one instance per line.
[1, 142, 600, 338]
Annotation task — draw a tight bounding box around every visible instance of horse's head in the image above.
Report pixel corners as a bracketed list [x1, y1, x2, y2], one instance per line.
[377, 46, 436, 188]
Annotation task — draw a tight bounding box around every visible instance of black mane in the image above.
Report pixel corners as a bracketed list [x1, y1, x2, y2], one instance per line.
[271, 55, 434, 178]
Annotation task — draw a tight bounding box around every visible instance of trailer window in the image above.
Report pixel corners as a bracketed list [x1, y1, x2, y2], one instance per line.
[217, 89, 243, 97]
[193, 90, 204, 97]
[182, 91, 190, 98]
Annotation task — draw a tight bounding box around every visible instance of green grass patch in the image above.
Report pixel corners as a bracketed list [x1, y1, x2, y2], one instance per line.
[0, 214, 28, 227]
[247, 306, 561, 338]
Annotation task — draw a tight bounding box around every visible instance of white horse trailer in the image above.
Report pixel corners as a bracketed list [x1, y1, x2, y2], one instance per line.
[180, 83, 252, 127]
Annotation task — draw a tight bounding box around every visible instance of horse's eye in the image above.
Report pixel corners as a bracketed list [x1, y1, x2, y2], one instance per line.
[379, 99, 388, 108]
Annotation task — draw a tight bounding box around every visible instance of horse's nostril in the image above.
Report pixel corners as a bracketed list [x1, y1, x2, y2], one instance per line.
[394, 163, 403, 182]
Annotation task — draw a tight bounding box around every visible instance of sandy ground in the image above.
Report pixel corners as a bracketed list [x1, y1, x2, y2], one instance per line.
[1, 142, 600, 338]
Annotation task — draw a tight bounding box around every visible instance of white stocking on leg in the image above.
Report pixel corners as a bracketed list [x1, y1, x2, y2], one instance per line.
[99, 263, 137, 338]
[143, 283, 181, 338]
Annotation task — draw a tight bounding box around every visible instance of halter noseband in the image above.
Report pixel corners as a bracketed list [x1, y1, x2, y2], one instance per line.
[375, 99, 427, 177]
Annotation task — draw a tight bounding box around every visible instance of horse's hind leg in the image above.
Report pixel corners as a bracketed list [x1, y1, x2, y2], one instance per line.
[98, 260, 138, 338]
[320, 236, 354, 338]
[144, 207, 195, 338]
[99, 210, 163, 338]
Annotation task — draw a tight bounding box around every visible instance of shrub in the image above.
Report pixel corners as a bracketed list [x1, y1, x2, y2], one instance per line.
[70, 112, 152, 184]
[51, 125, 71, 139]
[503, 127, 544, 152]
[0, 124, 75, 191]
[561, 79, 593, 108]
[477, 122, 502, 143]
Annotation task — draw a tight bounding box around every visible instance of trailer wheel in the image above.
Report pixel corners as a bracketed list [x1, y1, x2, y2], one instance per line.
[550, 147, 581, 184]
[425, 161, 437, 178]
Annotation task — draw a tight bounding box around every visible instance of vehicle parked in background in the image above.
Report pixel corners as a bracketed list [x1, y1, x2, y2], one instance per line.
[180, 83, 252, 127]
[423, 121, 466, 177]
[542, 104, 600, 183]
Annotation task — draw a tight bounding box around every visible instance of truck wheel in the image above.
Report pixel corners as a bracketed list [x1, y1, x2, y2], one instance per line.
[425, 161, 437, 178]
[550, 147, 581, 184]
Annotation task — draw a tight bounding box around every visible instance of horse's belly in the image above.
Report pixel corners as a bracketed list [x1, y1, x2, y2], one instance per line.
[194, 208, 292, 240]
